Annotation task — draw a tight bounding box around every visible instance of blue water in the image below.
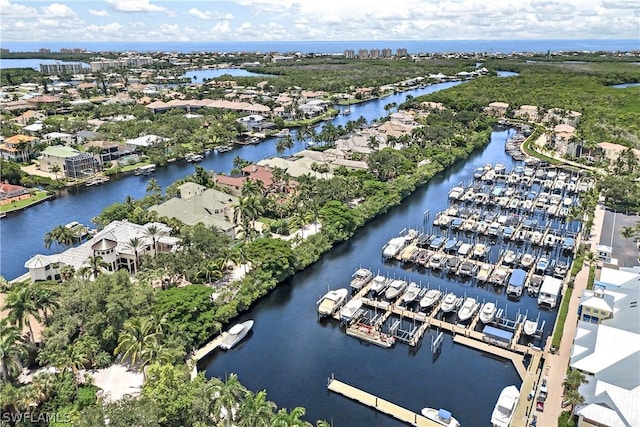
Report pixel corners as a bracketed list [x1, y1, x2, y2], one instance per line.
[610, 82, 640, 88]
[3, 39, 638, 54]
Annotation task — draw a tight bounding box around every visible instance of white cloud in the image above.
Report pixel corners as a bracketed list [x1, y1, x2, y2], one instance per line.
[89, 9, 110, 17]
[42, 3, 77, 18]
[189, 8, 212, 20]
[106, 0, 167, 13]
[0, 0, 37, 17]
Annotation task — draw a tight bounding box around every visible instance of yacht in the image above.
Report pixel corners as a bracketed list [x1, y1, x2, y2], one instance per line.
[384, 279, 407, 300]
[350, 268, 373, 291]
[477, 263, 493, 282]
[429, 253, 444, 270]
[220, 320, 254, 350]
[401, 282, 421, 305]
[317, 288, 348, 317]
[490, 385, 520, 427]
[421, 408, 460, 427]
[457, 297, 479, 322]
[503, 250, 517, 265]
[520, 253, 535, 269]
[382, 236, 406, 258]
[440, 293, 460, 313]
[419, 289, 442, 310]
[489, 267, 509, 286]
[523, 319, 538, 336]
[445, 256, 461, 274]
[370, 275, 390, 295]
[459, 261, 477, 277]
[479, 302, 497, 323]
[536, 256, 549, 273]
[340, 298, 364, 323]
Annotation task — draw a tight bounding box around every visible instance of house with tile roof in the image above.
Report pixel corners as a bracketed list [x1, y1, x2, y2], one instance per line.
[39, 145, 99, 178]
[24, 220, 179, 281]
[0, 134, 39, 162]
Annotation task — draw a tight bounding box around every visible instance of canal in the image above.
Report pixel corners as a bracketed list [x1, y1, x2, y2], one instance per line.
[0, 81, 462, 280]
[1, 80, 555, 425]
[199, 127, 563, 425]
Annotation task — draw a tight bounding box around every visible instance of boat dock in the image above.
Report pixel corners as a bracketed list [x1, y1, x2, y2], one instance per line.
[452, 335, 527, 380]
[327, 376, 442, 427]
[190, 332, 228, 378]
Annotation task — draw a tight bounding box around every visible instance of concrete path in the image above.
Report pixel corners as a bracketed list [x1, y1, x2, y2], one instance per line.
[537, 201, 606, 426]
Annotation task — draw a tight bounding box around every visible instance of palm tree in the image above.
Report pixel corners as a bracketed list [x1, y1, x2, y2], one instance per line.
[271, 407, 309, 427]
[197, 259, 224, 284]
[238, 390, 275, 427]
[77, 255, 109, 280]
[126, 237, 145, 274]
[31, 282, 59, 325]
[50, 164, 61, 180]
[43, 225, 75, 249]
[3, 284, 40, 346]
[564, 368, 588, 391]
[211, 373, 248, 427]
[144, 224, 161, 256]
[0, 318, 26, 382]
[564, 388, 585, 414]
[113, 317, 159, 371]
[59, 265, 75, 281]
[145, 177, 162, 203]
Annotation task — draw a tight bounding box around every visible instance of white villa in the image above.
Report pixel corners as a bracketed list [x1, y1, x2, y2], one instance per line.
[24, 220, 179, 281]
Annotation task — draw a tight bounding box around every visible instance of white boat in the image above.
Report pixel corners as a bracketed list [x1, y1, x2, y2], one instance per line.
[479, 302, 497, 323]
[503, 250, 517, 265]
[457, 297, 479, 322]
[536, 256, 549, 273]
[383, 236, 406, 258]
[429, 253, 444, 270]
[401, 282, 421, 304]
[419, 289, 442, 310]
[520, 253, 534, 269]
[489, 267, 508, 286]
[477, 263, 493, 282]
[370, 275, 390, 295]
[472, 243, 488, 258]
[185, 153, 204, 162]
[317, 288, 348, 317]
[384, 279, 407, 300]
[220, 320, 254, 350]
[448, 186, 464, 199]
[440, 293, 459, 313]
[490, 385, 520, 427]
[350, 268, 373, 290]
[523, 319, 538, 336]
[340, 298, 363, 323]
[421, 408, 460, 427]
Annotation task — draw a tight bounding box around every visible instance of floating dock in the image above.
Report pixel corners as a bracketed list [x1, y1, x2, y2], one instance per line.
[327, 377, 442, 427]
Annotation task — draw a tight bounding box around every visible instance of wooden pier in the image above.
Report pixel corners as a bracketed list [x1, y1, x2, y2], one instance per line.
[327, 377, 442, 427]
[189, 332, 227, 379]
[453, 335, 527, 380]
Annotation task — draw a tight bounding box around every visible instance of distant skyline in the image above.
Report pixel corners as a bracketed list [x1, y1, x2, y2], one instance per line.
[1, 0, 639, 43]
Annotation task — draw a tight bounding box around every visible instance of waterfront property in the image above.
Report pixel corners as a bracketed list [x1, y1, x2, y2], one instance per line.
[39, 145, 100, 178]
[24, 220, 179, 281]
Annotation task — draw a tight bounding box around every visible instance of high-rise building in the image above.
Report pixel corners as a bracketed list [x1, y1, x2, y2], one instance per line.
[357, 49, 369, 59]
[369, 49, 380, 59]
[381, 48, 392, 58]
[344, 49, 355, 59]
[396, 48, 408, 57]
[40, 63, 85, 75]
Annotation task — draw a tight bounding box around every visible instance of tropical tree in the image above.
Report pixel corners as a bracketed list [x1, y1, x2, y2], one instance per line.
[211, 373, 248, 427]
[50, 164, 61, 180]
[0, 318, 26, 382]
[126, 237, 145, 274]
[77, 255, 110, 280]
[238, 390, 276, 427]
[271, 407, 310, 427]
[43, 225, 75, 249]
[146, 177, 162, 202]
[564, 388, 585, 414]
[59, 265, 76, 281]
[113, 316, 161, 372]
[564, 368, 588, 391]
[144, 224, 161, 256]
[3, 284, 40, 346]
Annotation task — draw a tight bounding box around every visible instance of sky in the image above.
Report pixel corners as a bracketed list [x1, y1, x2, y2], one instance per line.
[0, 0, 639, 42]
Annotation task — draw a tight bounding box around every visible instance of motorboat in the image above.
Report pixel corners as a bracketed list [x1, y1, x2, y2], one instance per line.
[400, 244, 419, 262]
[479, 302, 497, 323]
[421, 408, 460, 427]
[477, 263, 493, 282]
[350, 268, 373, 291]
[419, 289, 442, 310]
[384, 279, 407, 300]
[448, 186, 464, 199]
[220, 320, 254, 350]
[536, 256, 549, 273]
[523, 319, 538, 336]
[506, 268, 526, 298]
[490, 385, 520, 427]
[554, 261, 569, 278]
[445, 256, 460, 274]
[401, 282, 421, 305]
[440, 293, 460, 313]
[340, 298, 364, 323]
[457, 243, 472, 257]
[459, 261, 477, 277]
[404, 228, 420, 242]
[382, 236, 406, 258]
[520, 253, 534, 269]
[317, 288, 348, 317]
[490, 268, 508, 286]
[472, 243, 488, 258]
[503, 250, 517, 265]
[528, 275, 543, 297]
[370, 275, 390, 295]
[429, 235, 445, 250]
[444, 238, 459, 252]
[457, 297, 479, 322]
[429, 253, 444, 270]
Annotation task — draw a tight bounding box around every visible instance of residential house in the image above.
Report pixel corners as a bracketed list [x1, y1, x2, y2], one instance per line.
[75, 130, 98, 144]
[0, 134, 39, 162]
[578, 288, 615, 323]
[43, 132, 74, 145]
[39, 145, 99, 178]
[0, 182, 30, 202]
[149, 183, 238, 236]
[570, 282, 640, 427]
[237, 114, 275, 132]
[514, 105, 541, 122]
[484, 102, 510, 117]
[10, 110, 45, 126]
[24, 221, 178, 281]
[597, 142, 640, 165]
[125, 134, 168, 150]
[84, 140, 128, 165]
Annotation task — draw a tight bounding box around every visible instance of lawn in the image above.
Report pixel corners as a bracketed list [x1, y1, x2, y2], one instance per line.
[552, 286, 574, 349]
[0, 190, 51, 213]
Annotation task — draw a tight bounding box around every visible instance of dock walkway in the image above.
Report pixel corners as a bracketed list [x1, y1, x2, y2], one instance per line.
[453, 335, 527, 380]
[327, 377, 441, 427]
